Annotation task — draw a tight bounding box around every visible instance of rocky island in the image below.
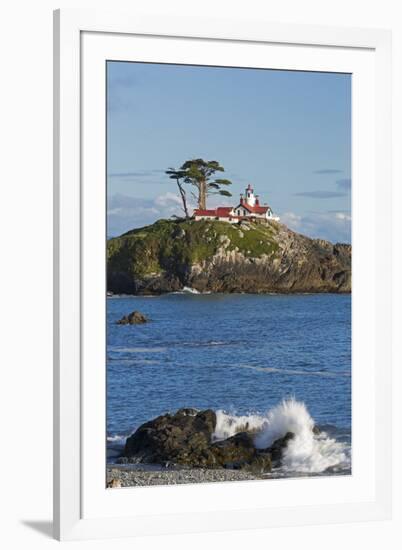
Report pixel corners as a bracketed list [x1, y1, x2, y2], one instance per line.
[107, 218, 351, 295]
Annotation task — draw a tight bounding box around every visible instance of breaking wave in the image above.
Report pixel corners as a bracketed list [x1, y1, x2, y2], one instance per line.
[214, 398, 349, 474]
[213, 411, 266, 441]
[107, 399, 350, 474]
[173, 287, 211, 295]
[182, 286, 201, 294]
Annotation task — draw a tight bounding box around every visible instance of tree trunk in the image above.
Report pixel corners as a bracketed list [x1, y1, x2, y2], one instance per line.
[198, 179, 207, 210]
[176, 180, 189, 218]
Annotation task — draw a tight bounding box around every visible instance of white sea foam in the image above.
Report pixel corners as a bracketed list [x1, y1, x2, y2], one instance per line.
[213, 411, 266, 441]
[239, 365, 349, 378]
[180, 340, 228, 347]
[111, 347, 166, 353]
[107, 400, 349, 474]
[182, 286, 200, 294]
[108, 358, 161, 366]
[214, 398, 349, 474]
[173, 287, 211, 295]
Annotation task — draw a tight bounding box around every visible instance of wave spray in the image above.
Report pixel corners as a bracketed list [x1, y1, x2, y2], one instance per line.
[214, 398, 349, 474]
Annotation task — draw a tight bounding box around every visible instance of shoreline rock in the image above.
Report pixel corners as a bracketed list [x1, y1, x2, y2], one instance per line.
[117, 310, 148, 325]
[123, 408, 217, 466]
[121, 408, 294, 473]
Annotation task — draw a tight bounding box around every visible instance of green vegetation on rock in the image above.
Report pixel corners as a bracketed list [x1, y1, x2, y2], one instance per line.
[108, 219, 279, 276]
[107, 218, 351, 295]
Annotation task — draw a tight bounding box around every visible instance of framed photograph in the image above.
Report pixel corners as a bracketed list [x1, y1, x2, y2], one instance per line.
[53, 9, 392, 541]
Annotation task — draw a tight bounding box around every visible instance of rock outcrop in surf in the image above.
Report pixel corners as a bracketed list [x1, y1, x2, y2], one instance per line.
[119, 407, 294, 473]
[116, 310, 148, 325]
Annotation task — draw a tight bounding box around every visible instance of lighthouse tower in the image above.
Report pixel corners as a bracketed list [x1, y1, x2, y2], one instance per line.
[244, 184, 257, 207]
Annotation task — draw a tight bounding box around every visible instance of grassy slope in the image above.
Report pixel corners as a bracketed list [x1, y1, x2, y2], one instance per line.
[107, 219, 279, 277]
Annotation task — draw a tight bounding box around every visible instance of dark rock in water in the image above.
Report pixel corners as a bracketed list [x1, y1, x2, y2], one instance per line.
[242, 453, 273, 474]
[124, 408, 217, 465]
[210, 432, 272, 473]
[122, 408, 303, 472]
[117, 310, 148, 325]
[210, 432, 256, 467]
[124, 408, 273, 472]
[264, 432, 294, 465]
[178, 407, 199, 417]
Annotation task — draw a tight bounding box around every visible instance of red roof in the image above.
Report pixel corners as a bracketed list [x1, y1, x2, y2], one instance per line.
[194, 202, 271, 218]
[234, 202, 270, 214]
[194, 207, 233, 217]
[252, 205, 270, 214]
[193, 209, 217, 216]
[216, 207, 233, 216]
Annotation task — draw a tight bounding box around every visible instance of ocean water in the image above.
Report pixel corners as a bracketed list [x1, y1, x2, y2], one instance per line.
[107, 292, 351, 475]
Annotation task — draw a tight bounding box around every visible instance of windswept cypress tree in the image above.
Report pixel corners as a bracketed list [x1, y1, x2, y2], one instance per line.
[166, 159, 232, 214]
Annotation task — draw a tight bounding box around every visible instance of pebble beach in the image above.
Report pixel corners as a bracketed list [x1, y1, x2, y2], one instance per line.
[106, 466, 264, 488]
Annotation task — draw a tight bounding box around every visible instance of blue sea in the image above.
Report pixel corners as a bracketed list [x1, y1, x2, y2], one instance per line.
[107, 292, 351, 474]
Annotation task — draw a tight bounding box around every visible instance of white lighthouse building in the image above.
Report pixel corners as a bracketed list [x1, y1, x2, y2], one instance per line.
[194, 184, 280, 223]
[244, 183, 257, 206]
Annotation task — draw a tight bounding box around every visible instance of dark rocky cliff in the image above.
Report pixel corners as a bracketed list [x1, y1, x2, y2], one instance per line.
[107, 219, 351, 295]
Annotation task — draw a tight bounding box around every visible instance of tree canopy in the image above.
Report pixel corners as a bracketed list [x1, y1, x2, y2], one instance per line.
[165, 159, 232, 216]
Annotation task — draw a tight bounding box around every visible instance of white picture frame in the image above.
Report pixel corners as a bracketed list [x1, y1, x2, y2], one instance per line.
[53, 8, 392, 541]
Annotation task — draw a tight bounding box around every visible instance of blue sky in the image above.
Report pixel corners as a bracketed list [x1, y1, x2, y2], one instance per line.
[107, 61, 351, 243]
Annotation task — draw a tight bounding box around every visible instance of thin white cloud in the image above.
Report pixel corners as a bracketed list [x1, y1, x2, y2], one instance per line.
[281, 210, 351, 244]
[154, 192, 183, 208]
[107, 192, 190, 236]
